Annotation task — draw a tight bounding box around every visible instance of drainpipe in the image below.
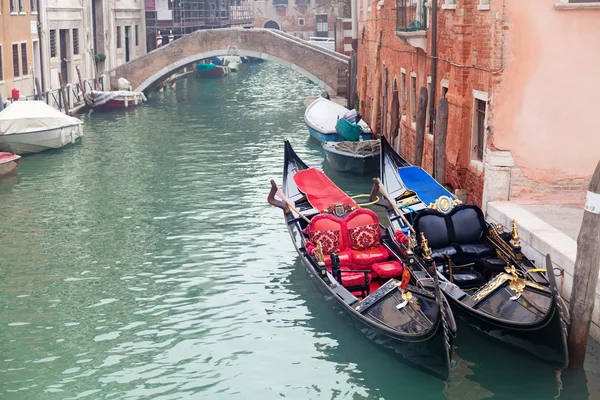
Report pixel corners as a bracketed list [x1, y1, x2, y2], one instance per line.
[36, 0, 46, 93]
[351, 0, 358, 50]
[429, 0, 437, 133]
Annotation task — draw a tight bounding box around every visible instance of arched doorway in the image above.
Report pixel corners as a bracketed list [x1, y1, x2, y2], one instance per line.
[264, 20, 281, 30]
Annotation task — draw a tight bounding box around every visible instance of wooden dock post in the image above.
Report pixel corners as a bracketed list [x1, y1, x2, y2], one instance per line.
[414, 87, 428, 167]
[433, 98, 449, 183]
[567, 160, 600, 366]
[58, 72, 70, 115]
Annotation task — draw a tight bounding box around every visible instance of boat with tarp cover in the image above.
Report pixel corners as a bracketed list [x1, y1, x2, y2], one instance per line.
[373, 135, 569, 368]
[267, 140, 456, 380]
[322, 139, 380, 175]
[304, 97, 372, 143]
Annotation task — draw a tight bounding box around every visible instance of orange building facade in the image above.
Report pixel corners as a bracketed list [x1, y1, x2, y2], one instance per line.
[357, 0, 600, 207]
[0, 0, 38, 103]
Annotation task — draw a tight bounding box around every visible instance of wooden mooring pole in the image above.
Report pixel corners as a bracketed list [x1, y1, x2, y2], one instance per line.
[433, 97, 448, 183]
[414, 87, 428, 167]
[568, 160, 600, 366]
[58, 72, 70, 116]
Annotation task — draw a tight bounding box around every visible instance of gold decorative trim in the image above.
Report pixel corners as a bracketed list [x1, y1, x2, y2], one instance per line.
[472, 273, 512, 302]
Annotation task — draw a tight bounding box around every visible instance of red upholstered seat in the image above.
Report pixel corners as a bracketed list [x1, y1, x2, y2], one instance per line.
[307, 214, 345, 254]
[372, 261, 404, 279]
[340, 267, 370, 287]
[350, 246, 389, 265]
[324, 250, 353, 267]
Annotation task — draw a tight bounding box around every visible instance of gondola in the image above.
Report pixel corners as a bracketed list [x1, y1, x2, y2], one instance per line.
[373, 136, 569, 368]
[267, 140, 456, 380]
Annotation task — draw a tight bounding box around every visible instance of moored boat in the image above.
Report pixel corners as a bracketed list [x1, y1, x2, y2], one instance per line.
[304, 96, 372, 143]
[0, 101, 83, 155]
[196, 63, 230, 78]
[84, 90, 146, 111]
[322, 139, 380, 175]
[267, 140, 456, 380]
[0, 152, 20, 177]
[374, 136, 569, 367]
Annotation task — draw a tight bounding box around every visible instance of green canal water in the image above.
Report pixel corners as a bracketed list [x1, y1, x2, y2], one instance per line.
[1, 62, 599, 399]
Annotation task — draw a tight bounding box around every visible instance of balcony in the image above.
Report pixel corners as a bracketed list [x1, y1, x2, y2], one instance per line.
[396, 0, 428, 51]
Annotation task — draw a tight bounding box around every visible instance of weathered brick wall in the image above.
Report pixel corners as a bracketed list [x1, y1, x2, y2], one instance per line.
[357, 0, 504, 206]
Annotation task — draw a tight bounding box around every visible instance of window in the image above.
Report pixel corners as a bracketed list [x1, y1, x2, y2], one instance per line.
[472, 93, 488, 162]
[18, 0, 23, 12]
[30, 0, 36, 12]
[50, 30, 57, 58]
[72, 29, 79, 55]
[441, 79, 449, 98]
[478, 0, 490, 9]
[10, 0, 15, 12]
[0, 46, 3, 81]
[298, 18, 305, 26]
[12, 44, 19, 78]
[316, 14, 328, 37]
[410, 74, 417, 124]
[442, 0, 457, 9]
[117, 26, 122, 48]
[21, 43, 27, 76]
[135, 25, 140, 46]
[400, 71, 407, 118]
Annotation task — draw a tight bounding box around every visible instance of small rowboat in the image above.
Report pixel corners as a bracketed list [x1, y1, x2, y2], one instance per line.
[376, 135, 569, 367]
[322, 140, 380, 175]
[267, 140, 456, 380]
[84, 90, 146, 111]
[0, 152, 20, 177]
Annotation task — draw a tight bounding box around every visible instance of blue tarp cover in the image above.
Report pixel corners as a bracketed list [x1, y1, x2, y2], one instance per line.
[398, 166, 455, 206]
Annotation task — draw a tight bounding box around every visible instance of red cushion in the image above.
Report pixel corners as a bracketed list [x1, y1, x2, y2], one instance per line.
[351, 245, 389, 265]
[344, 209, 382, 250]
[308, 214, 346, 250]
[340, 267, 370, 287]
[324, 249, 353, 267]
[348, 223, 381, 250]
[372, 261, 404, 279]
[309, 229, 340, 254]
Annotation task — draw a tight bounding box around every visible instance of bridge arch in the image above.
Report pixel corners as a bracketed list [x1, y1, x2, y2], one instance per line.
[107, 28, 348, 95]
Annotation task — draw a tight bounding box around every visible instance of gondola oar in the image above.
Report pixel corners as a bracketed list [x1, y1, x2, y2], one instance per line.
[371, 178, 415, 233]
[267, 179, 311, 223]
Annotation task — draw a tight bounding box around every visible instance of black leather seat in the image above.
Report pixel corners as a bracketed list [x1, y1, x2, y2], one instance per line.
[452, 271, 486, 289]
[448, 205, 496, 258]
[413, 210, 458, 262]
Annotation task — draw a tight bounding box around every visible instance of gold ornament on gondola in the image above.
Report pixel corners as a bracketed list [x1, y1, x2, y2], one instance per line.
[505, 264, 526, 300]
[511, 219, 521, 249]
[495, 222, 504, 236]
[421, 232, 432, 261]
[314, 243, 325, 265]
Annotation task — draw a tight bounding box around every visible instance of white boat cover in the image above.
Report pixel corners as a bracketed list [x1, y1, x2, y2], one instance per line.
[0, 101, 82, 136]
[305, 97, 371, 134]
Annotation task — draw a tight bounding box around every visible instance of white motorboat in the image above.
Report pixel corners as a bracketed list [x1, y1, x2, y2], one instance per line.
[0, 101, 84, 154]
[304, 96, 372, 143]
[219, 56, 242, 72]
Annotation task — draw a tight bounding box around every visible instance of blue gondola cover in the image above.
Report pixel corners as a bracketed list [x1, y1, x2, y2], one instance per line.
[398, 166, 455, 206]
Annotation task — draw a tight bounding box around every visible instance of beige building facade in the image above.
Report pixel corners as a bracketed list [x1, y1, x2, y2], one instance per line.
[0, 0, 39, 103]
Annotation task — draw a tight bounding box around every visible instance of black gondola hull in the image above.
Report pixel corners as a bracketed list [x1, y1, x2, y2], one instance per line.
[293, 242, 452, 380]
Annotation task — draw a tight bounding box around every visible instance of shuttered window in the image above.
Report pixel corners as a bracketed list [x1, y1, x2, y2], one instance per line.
[117, 27, 122, 48]
[50, 30, 57, 58]
[12, 44, 20, 78]
[73, 29, 79, 55]
[21, 43, 27, 76]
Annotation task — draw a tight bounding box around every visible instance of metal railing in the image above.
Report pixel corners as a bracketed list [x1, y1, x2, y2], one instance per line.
[3, 76, 106, 114]
[396, 0, 428, 32]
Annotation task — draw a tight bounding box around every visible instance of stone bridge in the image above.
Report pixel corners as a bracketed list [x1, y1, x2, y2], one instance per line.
[107, 28, 350, 95]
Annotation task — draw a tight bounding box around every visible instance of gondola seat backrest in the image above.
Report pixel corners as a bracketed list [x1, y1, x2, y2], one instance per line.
[448, 205, 495, 258]
[413, 209, 458, 260]
[307, 213, 346, 254]
[343, 209, 389, 266]
[414, 210, 454, 249]
[448, 205, 487, 244]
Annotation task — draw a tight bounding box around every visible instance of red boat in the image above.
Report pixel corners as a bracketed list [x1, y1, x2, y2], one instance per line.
[83, 90, 146, 110]
[0, 152, 20, 178]
[195, 63, 230, 78]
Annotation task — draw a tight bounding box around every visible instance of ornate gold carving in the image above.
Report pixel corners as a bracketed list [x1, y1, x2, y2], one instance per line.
[420, 232, 432, 261]
[396, 289, 419, 310]
[472, 273, 512, 302]
[505, 264, 526, 300]
[495, 222, 504, 236]
[314, 243, 325, 265]
[427, 195, 463, 214]
[511, 219, 521, 249]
